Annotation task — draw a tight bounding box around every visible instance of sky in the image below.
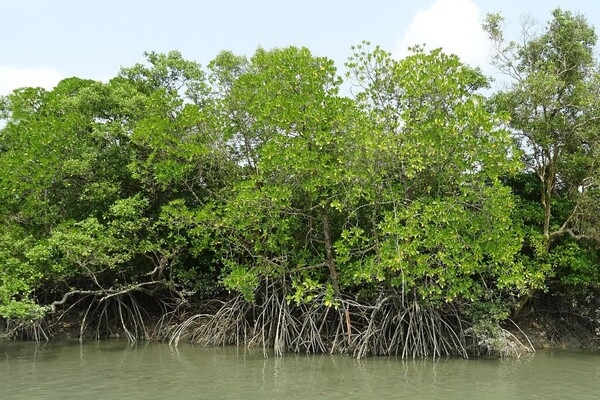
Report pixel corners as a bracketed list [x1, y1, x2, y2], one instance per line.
[1, 0, 600, 95]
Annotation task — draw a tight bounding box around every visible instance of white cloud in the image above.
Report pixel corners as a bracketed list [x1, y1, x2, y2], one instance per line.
[397, 0, 488, 68]
[0, 66, 65, 95]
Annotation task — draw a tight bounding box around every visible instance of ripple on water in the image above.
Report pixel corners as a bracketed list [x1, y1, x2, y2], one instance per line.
[1, 341, 599, 400]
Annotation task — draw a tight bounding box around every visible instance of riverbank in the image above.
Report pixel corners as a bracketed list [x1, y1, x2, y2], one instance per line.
[517, 299, 600, 350]
[2, 293, 599, 355]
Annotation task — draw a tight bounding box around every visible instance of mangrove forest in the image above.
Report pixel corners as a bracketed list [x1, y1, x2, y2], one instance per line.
[1, 8, 600, 358]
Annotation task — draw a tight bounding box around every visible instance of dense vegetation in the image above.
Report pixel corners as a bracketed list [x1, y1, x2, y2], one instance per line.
[1, 8, 599, 357]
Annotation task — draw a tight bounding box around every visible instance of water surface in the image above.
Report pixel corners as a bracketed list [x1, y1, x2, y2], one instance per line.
[1, 340, 599, 399]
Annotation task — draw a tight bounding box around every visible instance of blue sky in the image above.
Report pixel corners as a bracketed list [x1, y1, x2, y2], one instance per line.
[1, 0, 599, 94]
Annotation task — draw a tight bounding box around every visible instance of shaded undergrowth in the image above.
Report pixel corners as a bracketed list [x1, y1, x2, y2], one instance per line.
[1, 280, 534, 359]
[164, 280, 533, 358]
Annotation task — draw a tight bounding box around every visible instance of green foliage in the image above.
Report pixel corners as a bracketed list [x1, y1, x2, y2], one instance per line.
[341, 43, 525, 305]
[550, 241, 600, 287]
[0, 228, 40, 308]
[486, 8, 600, 295]
[2, 23, 595, 338]
[462, 296, 527, 356]
[0, 299, 47, 321]
[221, 262, 259, 302]
[0, 51, 226, 320]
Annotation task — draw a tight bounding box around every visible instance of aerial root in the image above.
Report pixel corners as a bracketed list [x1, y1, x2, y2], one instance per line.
[4, 318, 49, 341]
[168, 281, 479, 358]
[43, 286, 176, 342]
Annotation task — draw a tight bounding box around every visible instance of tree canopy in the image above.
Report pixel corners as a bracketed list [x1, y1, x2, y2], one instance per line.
[484, 8, 600, 305]
[1, 7, 599, 357]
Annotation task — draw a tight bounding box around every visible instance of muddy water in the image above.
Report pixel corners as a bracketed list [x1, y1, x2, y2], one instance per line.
[1, 340, 599, 399]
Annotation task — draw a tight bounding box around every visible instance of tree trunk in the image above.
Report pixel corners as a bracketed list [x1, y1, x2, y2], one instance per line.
[321, 210, 352, 343]
[516, 161, 557, 319]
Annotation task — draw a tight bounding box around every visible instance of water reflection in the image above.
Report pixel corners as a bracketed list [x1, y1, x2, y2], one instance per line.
[0, 340, 599, 399]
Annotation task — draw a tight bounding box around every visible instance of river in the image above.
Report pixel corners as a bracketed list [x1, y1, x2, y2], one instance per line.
[1, 340, 599, 399]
